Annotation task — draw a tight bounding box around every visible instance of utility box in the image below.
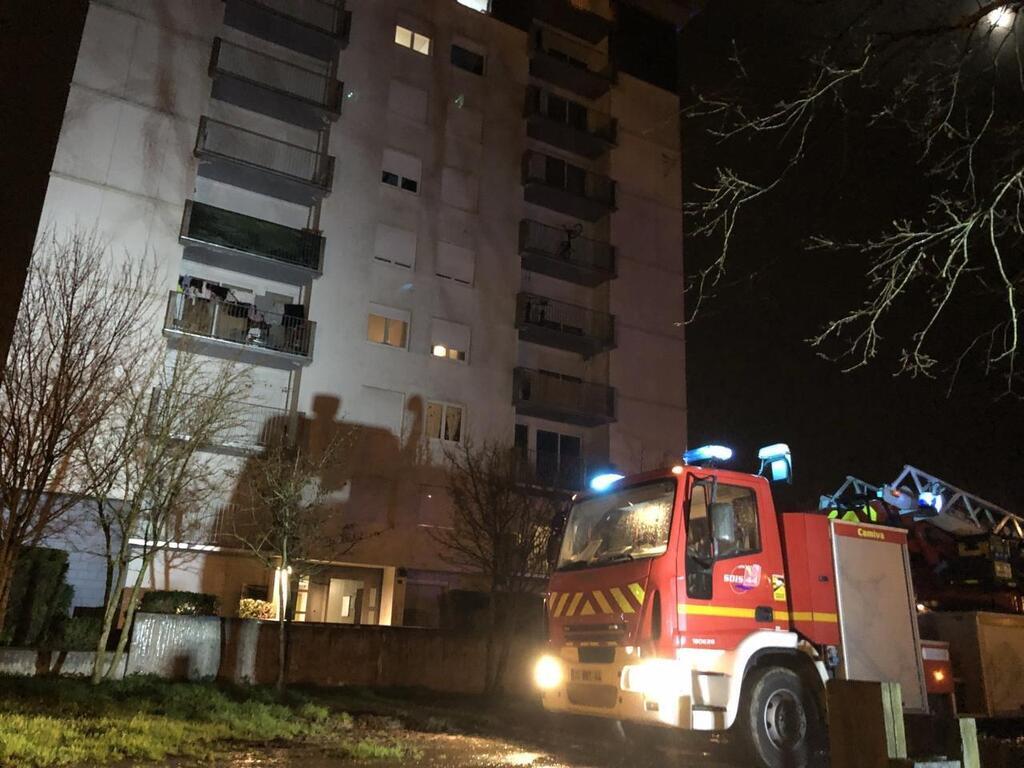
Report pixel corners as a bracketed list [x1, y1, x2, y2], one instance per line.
[918, 611, 1024, 717]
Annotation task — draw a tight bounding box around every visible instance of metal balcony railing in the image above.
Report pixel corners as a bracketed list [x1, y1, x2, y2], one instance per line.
[180, 200, 324, 279]
[531, 0, 613, 44]
[522, 151, 615, 221]
[223, 0, 350, 61]
[210, 37, 343, 121]
[195, 117, 334, 205]
[516, 292, 615, 357]
[526, 85, 616, 155]
[518, 219, 614, 286]
[529, 26, 614, 99]
[164, 292, 315, 362]
[513, 367, 616, 426]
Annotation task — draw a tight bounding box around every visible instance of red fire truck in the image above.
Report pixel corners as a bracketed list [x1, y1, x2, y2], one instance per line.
[533, 444, 961, 768]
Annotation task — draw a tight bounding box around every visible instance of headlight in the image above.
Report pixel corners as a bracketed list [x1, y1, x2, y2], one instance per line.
[533, 654, 564, 691]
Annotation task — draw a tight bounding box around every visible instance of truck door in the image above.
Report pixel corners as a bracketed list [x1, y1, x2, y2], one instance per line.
[678, 473, 788, 650]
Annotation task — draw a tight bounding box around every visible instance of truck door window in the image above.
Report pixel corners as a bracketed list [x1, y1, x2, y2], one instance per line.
[685, 482, 714, 599]
[713, 485, 761, 558]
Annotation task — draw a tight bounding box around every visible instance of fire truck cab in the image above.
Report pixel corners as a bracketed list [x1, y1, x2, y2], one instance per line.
[535, 445, 930, 768]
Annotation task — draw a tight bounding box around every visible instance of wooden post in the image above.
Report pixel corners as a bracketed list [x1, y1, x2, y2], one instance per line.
[827, 680, 907, 768]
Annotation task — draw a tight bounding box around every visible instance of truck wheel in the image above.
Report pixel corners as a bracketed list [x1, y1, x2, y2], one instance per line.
[738, 666, 824, 768]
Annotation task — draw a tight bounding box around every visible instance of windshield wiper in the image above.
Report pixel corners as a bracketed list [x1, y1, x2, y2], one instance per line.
[594, 552, 635, 564]
[557, 560, 592, 572]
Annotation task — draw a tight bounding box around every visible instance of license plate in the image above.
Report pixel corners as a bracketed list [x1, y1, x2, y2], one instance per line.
[571, 668, 603, 683]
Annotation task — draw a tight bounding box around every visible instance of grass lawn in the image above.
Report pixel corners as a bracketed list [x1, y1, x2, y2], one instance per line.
[0, 676, 412, 767]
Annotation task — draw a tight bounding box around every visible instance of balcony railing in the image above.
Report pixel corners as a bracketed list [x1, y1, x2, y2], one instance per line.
[531, 0, 613, 44]
[513, 367, 616, 427]
[516, 449, 586, 491]
[210, 38, 343, 129]
[180, 200, 324, 282]
[195, 117, 335, 206]
[522, 151, 615, 222]
[525, 86, 616, 159]
[223, 0, 351, 61]
[529, 26, 614, 100]
[519, 219, 614, 286]
[163, 292, 315, 366]
[515, 292, 614, 357]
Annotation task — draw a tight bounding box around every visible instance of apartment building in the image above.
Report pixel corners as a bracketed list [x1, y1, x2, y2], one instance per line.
[29, 0, 687, 627]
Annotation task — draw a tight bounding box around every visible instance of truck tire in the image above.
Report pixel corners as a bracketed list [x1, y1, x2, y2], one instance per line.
[737, 666, 824, 768]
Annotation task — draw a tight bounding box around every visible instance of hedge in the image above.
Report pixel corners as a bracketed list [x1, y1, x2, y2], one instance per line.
[139, 591, 218, 616]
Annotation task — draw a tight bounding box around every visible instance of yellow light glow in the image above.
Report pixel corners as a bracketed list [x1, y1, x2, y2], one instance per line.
[933, 669, 946, 683]
[432, 344, 447, 357]
[533, 655, 563, 691]
[671, 465, 684, 475]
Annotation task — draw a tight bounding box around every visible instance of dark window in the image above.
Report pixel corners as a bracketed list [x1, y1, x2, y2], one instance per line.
[382, 171, 399, 186]
[400, 177, 418, 193]
[567, 101, 588, 131]
[536, 430, 581, 489]
[546, 93, 568, 123]
[514, 423, 529, 459]
[451, 44, 485, 75]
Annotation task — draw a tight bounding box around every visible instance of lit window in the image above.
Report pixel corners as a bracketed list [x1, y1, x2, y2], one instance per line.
[395, 25, 431, 55]
[430, 319, 470, 363]
[426, 401, 463, 443]
[367, 313, 408, 349]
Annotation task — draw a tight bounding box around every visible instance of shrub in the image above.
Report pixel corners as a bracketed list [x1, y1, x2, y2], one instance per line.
[139, 591, 217, 617]
[237, 599, 274, 620]
[50, 615, 103, 651]
[2, 547, 73, 647]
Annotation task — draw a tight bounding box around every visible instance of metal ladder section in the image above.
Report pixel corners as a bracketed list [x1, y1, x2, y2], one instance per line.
[822, 465, 1024, 540]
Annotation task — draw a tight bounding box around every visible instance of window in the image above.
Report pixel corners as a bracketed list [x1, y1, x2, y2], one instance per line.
[451, 44, 485, 76]
[425, 401, 463, 442]
[367, 305, 409, 349]
[536, 430, 582, 489]
[373, 223, 416, 269]
[395, 25, 430, 55]
[430, 318, 470, 363]
[456, 0, 489, 11]
[685, 482, 761, 599]
[381, 149, 421, 194]
[435, 241, 475, 285]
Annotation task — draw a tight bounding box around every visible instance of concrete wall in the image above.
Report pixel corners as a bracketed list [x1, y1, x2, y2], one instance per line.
[0, 648, 125, 679]
[126, 612, 222, 679]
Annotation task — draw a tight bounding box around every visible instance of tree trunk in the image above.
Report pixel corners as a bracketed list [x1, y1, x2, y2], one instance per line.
[491, 592, 517, 695]
[483, 589, 498, 695]
[92, 553, 128, 684]
[0, 540, 20, 633]
[276, 564, 287, 693]
[103, 551, 149, 680]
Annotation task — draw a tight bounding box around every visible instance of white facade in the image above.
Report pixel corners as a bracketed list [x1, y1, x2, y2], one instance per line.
[32, 0, 686, 626]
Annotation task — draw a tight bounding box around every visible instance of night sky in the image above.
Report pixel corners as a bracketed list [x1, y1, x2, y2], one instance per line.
[678, 1, 1024, 512]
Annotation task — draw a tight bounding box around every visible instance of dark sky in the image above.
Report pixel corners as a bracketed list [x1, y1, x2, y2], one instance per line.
[679, 1, 1024, 512]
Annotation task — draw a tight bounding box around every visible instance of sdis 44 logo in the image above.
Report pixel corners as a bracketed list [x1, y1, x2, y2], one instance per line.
[724, 564, 762, 594]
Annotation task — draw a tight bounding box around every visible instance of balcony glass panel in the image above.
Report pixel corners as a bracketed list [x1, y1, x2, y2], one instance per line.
[513, 367, 615, 425]
[250, 0, 345, 34]
[523, 151, 615, 216]
[516, 293, 615, 356]
[518, 220, 614, 285]
[183, 201, 323, 274]
[164, 292, 315, 360]
[196, 117, 332, 188]
[212, 38, 340, 110]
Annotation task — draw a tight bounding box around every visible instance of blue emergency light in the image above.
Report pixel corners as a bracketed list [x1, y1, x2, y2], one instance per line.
[683, 444, 734, 466]
[918, 490, 944, 513]
[589, 473, 625, 492]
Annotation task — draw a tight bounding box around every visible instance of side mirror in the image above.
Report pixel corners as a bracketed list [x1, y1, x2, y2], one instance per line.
[546, 508, 567, 568]
[710, 502, 736, 546]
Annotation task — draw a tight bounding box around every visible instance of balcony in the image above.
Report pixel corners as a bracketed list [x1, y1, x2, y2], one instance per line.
[529, 27, 614, 100]
[513, 367, 616, 427]
[194, 117, 334, 206]
[522, 151, 615, 222]
[525, 86, 616, 159]
[179, 200, 324, 283]
[163, 292, 315, 368]
[209, 38, 343, 130]
[516, 292, 615, 357]
[223, 0, 351, 61]
[519, 219, 614, 286]
[531, 0, 613, 44]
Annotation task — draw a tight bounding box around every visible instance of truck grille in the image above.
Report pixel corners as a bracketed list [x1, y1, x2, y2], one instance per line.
[578, 646, 616, 664]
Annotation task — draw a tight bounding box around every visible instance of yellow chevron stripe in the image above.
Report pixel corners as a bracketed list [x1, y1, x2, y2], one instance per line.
[609, 587, 635, 614]
[548, 592, 558, 614]
[579, 600, 595, 616]
[566, 592, 584, 617]
[553, 592, 570, 618]
[627, 582, 645, 606]
[592, 590, 613, 614]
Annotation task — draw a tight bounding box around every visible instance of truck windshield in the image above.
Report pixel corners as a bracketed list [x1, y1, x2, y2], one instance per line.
[557, 480, 676, 570]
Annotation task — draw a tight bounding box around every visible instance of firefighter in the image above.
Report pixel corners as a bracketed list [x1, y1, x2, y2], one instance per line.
[826, 497, 884, 524]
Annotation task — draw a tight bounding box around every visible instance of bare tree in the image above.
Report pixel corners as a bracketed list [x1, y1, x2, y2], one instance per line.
[230, 429, 359, 692]
[685, 0, 1024, 390]
[85, 350, 251, 682]
[431, 442, 557, 695]
[0, 229, 153, 629]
